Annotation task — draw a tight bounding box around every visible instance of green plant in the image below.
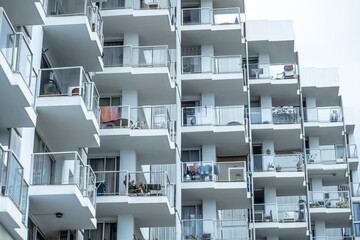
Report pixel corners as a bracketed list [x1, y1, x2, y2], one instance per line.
[47, 84, 60, 94]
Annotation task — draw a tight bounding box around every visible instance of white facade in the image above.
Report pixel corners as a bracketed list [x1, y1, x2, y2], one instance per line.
[0, 0, 358, 240]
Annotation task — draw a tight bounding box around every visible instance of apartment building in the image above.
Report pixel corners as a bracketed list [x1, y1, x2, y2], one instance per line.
[0, 0, 359, 240]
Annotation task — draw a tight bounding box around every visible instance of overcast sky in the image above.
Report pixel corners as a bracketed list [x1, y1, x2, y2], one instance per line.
[245, 0, 360, 144]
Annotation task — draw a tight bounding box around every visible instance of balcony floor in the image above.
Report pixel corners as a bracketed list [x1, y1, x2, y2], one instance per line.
[0, 52, 36, 129]
[304, 123, 344, 145]
[182, 182, 250, 209]
[102, 9, 175, 47]
[93, 67, 175, 105]
[43, 16, 103, 72]
[254, 222, 308, 240]
[310, 208, 351, 228]
[0, 196, 23, 235]
[96, 195, 175, 227]
[90, 128, 175, 164]
[0, 0, 45, 26]
[182, 76, 247, 105]
[253, 172, 306, 196]
[36, 96, 100, 151]
[182, 127, 248, 156]
[29, 185, 96, 239]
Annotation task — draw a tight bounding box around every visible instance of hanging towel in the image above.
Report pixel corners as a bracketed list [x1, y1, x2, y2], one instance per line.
[100, 106, 118, 123]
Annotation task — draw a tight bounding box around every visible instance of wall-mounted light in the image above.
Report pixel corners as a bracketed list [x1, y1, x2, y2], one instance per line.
[56, 212, 63, 218]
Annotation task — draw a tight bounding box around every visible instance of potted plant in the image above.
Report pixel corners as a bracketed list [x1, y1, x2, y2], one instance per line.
[276, 164, 282, 172]
[44, 82, 60, 96]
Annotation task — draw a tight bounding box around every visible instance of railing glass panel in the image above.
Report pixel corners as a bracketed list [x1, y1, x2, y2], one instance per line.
[253, 203, 306, 223]
[250, 107, 300, 124]
[246, 63, 298, 80]
[304, 107, 342, 123]
[306, 148, 347, 165]
[182, 8, 241, 25]
[308, 191, 350, 208]
[182, 55, 242, 74]
[253, 154, 303, 172]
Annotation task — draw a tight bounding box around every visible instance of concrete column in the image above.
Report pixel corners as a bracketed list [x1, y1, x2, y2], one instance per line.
[202, 144, 216, 162]
[122, 90, 138, 124]
[309, 137, 320, 163]
[200, 0, 213, 24]
[61, 160, 73, 184]
[201, 93, 215, 125]
[264, 185, 277, 221]
[312, 176, 323, 202]
[201, 44, 214, 73]
[202, 200, 216, 237]
[120, 150, 137, 194]
[260, 96, 272, 123]
[124, 33, 139, 65]
[262, 140, 275, 171]
[201, 93, 215, 106]
[117, 215, 135, 240]
[314, 220, 326, 238]
[306, 97, 317, 122]
[258, 53, 270, 79]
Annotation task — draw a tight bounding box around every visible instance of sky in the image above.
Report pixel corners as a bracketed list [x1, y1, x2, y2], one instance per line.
[245, 0, 360, 147]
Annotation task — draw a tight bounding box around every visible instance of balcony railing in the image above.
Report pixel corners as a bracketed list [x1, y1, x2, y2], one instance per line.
[304, 107, 342, 123]
[100, 105, 171, 129]
[0, 9, 34, 94]
[253, 154, 303, 172]
[250, 107, 300, 124]
[181, 7, 241, 25]
[38, 67, 100, 123]
[0, 145, 28, 220]
[31, 152, 96, 206]
[306, 147, 348, 165]
[182, 106, 245, 127]
[252, 202, 307, 223]
[182, 55, 242, 74]
[182, 219, 249, 240]
[100, 0, 173, 10]
[43, 0, 104, 43]
[245, 63, 298, 80]
[182, 161, 246, 183]
[312, 237, 353, 240]
[103, 45, 175, 75]
[94, 170, 174, 207]
[308, 191, 350, 208]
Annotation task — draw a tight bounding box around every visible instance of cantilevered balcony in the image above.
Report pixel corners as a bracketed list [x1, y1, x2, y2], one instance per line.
[306, 147, 348, 184]
[93, 45, 175, 104]
[93, 105, 175, 162]
[181, 219, 250, 240]
[100, 0, 175, 46]
[252, 154, 305, 196]
[250, 107, 302, 150]
[95, 170, 175, 227]
[309, 191, 351, 227]
[182, 106, 248, 156]
[246, 62, 299, 103]
[29, 152, 96, 239]
[253, 202, 308, 239]
[43, 0, 104, 71]
[0, 146, 29, 240]
[0, 9, 37, 129]
[0, 0, 45, 26]
[182, 161, 250, 209]
[304, 107, 344, 144]
[181, 8, 244, 52]
[35, 67, 100, 151]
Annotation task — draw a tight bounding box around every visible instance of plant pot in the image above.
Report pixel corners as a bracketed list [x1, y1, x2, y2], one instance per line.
[72, 88, 80, 96]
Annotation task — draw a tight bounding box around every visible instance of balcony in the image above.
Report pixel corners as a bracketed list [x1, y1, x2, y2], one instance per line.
[100, 0, 175, 46]
[93, 45, 175, 104]
[29, 152, 96, 239]
[304, 107, 344, 144]
[92, 105, 175, 162]
[181, 161, 250, 209]
[181, 8, 244, 52]
[312, 237, 353, 240]
[182, 106, 248, 156]
[95, 170, 175, 227]
[252, 154, 305, 196]
[181, 219, 250, 240]
[0, 9, 37, 129]
[309, 191, 351, 227]
[0, 146, 28, 239]
[250, 107, 302, 150]
[35, 67, 100, 151]
[253, 203, 308, 239]
[43, 0, 104, 71]
[0, 0, 45, 26]
[306, 147, 348, 183]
